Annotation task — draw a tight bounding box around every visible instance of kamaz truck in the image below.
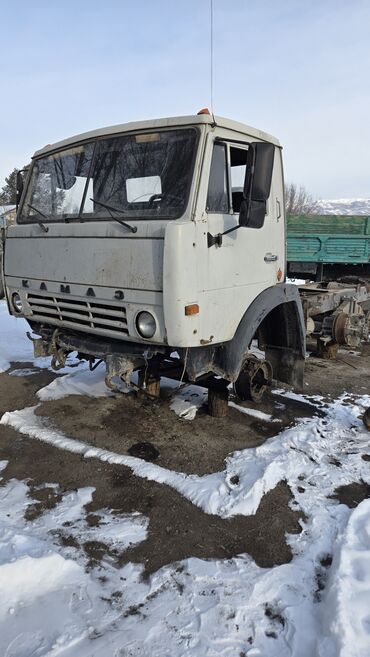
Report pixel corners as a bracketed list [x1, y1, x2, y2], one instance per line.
[2, 112, 369, 407]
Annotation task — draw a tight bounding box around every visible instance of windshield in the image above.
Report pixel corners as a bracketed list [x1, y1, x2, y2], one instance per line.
[19, 128, 198, 223]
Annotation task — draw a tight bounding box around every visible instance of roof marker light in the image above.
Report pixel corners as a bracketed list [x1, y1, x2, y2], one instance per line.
[197, 108, 210, 115]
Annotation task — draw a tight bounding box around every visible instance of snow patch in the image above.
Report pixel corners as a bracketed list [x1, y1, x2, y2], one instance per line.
[2, 393, 370, 521]
[229, 400, 279, 422]
[318, 498, 370, 657]
[316, 198, 370, 215]
[0, 300, 79, 373]
[0, 479, 149, 657]
[9, 367, 40, 377]
[1, 466, 370, 656]
[37, 362, 112, 400]
[0, 553, 83, 613]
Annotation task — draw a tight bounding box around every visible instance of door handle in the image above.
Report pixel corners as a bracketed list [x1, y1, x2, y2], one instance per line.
[264, 253, 278, 262]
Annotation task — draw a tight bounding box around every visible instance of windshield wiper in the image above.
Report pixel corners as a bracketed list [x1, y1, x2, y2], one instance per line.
[26, 204, 49, 232]
[90, 199, 137, 233]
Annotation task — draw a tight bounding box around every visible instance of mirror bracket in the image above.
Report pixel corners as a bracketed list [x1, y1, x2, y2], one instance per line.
[207, 224, 242, 248]
[207, 231, 223, 248]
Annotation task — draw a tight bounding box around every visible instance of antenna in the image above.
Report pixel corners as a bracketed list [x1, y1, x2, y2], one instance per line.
[210, 0, 216, 123]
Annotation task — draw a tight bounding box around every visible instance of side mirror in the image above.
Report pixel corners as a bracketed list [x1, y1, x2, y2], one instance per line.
[239, 142, 275, 229]
[16, 170, 24, 210]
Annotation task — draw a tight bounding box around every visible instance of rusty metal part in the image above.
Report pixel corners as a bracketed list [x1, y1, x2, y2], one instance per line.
[26, 331, 53, 358]
[300, 282, 370, 319]
[332, 313, 350, 345]
[27, 328, 69, 370]
[316, 339, 339, 360]
[234, 356, 273, 403]
[51, 349, 68, 371]
[332, 312, 367, 347]
[137, 368, 161, 398]
[302, 281, 370, 357]
[105, 354, 140, 391]
[321, 311, 369, 349]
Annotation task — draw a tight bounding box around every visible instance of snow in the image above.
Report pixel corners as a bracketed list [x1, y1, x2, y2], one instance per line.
[0, 478, 149, 657]
[287, 277, 306, 285]
[0, 300, 78, 374]
[36, 360, 278, 425]
[9, 367, 41, 377]
[316, 198, 370, 215]
[37, 361, 112, 400]
[229, 400, 279, 422]
[0, 301, 44, 372]
[2, 300, 370, 655]
[318, 499, 370, 657]
[1, 459, 370, 656]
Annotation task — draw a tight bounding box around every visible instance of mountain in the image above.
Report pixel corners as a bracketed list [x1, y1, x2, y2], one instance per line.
[316, 198, 370, 215]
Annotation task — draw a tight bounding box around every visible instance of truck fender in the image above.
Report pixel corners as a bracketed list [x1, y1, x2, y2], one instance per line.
[215, 283, 306, 388]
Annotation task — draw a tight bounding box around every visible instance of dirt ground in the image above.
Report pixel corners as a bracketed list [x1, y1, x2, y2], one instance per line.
[0, 344, 369, 576]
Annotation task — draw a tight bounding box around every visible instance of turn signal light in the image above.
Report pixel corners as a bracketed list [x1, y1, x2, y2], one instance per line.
[185, 304, 199, 316]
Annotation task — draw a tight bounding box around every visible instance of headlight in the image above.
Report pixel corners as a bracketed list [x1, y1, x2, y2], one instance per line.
[136, 311, 156, 338]
[11, 292, 23, 314]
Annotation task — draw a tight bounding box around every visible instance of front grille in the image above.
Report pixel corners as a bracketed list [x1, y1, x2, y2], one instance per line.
[27, 293, 129, 338]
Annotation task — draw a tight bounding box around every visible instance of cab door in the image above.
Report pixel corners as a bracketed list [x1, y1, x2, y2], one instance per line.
[198, 138, 283, 343]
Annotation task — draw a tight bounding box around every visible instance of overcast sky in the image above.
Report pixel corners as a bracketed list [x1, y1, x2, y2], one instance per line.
[0, 0, 369, 199]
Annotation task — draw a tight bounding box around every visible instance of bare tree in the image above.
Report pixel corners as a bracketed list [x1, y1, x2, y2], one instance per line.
[284, 182, 319, 215]
[0, 168, 19, 205]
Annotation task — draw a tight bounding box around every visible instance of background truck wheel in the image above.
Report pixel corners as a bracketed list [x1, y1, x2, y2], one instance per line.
[234, 357, 273, 403]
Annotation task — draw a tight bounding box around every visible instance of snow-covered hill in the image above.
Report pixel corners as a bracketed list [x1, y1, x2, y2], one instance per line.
[316, 198, 370, 215]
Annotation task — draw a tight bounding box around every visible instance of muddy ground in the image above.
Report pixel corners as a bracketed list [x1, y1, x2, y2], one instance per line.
[0, 344, 369, 576]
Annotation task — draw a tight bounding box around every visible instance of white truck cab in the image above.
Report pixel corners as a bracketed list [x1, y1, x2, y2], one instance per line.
[2, 112, 305, 400]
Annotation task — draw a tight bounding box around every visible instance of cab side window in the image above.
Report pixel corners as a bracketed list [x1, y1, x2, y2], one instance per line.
[206, 140, 270, 225]
[230, 146, 248, 214]
[206, 142, 250, 214]
[206, 143, 229, 213]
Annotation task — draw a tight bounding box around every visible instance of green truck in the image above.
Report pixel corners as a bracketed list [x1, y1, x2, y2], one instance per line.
[287, 214, 370, 281]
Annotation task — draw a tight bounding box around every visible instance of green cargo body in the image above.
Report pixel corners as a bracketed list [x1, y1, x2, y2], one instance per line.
[287, 215, 370, 265]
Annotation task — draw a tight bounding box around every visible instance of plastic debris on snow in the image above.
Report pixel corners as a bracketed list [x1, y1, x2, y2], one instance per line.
[170, 384, 208, 420]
